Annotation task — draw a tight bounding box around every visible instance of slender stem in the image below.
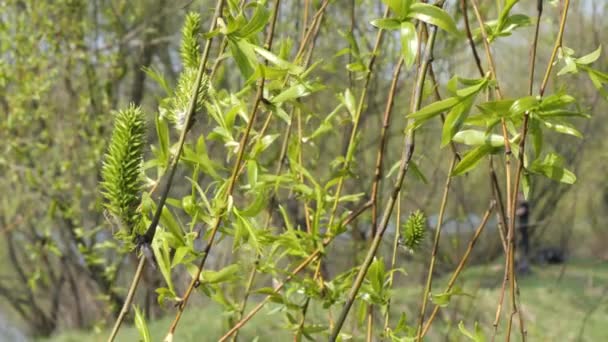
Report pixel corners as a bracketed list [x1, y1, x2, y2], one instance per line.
[142, 0, 222, 245]
[506, 2, 569, 341]
[420, 202, 496, 337]
[219, 200, 373, 341]
[107, 2, 224, 339]
[326, 5, 390, 234]
[382, 190, 402, 335]
[165, 0, 281, 337]
[539, 0, 569, 97]
[209, 0, 246, 80]
[415, 157, 456, 341]
[367, 56, 404, 342]
[231, 4, 328, 337]
[329, 19, 441, 341]
[107, 257, 146, 342]
[461, 0, 484, 76]
[469, 0, 512, 228]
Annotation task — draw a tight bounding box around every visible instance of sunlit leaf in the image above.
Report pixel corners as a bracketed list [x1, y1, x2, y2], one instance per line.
[576, 45, 602, 65]
[370, 18, 402, 30]
[400, 21, 418, 69]
[134, 305, 151, 342]
[408, 3, 460, 36]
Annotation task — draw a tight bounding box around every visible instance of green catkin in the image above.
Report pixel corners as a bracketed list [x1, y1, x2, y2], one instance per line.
[159, 11, 209, 131]
[402, 210, 427, 251]
[101, 104, 146, 233]
[180, 12, 202, 70]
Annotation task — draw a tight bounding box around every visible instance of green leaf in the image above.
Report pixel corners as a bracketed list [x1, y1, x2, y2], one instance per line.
[171, 246, 191, 267]
[370, 18, 402, 30]
[160, 207, 186, 246]
[540, 119, 583, 138]
[586, 68, 608, 99]
[409, 160, 428, 184]
[529, 153, 576, 184]
[495, 14, 532, 38]
[496, 0, 520, 33]
[430, 292, 452, 307]
[228, 37, 257, 79]
[455, 77, 489, 97]
[476, 99, 514, 116]
[152, 230, 174, 292]
[341, 88, 357, 122]
[133, 305, 151, 342]
[458, 321, 486, 342]
[452, 130, 504, 147]
[557, 56, 577, 76]
[271, 83, 312, 104]
[400, 21, 418, 69]
[252, 44, 304, 74]
[381, 0, 412, 18]
[347, 62, 367, 72]
[538, 93, 576, 111]
[528, 118, 543, 158]
[367, 258, 385, 296]
[181, 140, 222, 180]
[576, 45, 602, 65]
[441, 97, 474, 147]
[201, 264, 241, 284]
[408, 3, 460, 36]
[452, 145, 498, 176]
[408, 96, 460, 121]
[238, 190, 268, 217]
[235, 3, 270, 38]
[509, 96, 539, 116]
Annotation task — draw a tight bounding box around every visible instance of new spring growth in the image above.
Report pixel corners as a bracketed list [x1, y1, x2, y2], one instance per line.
[401, 210, 427, 251]
[101, 104, 146, 234]
[160, 11, 209, 131]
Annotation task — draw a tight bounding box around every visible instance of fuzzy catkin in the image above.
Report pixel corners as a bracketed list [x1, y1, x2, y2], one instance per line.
[101, 104, 146, 233]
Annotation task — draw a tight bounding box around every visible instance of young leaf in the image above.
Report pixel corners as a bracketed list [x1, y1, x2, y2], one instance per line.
[133, 305, 151, 342]
[408, 96, 460, 122]
[458, 321, 486, 342]
[441, 97, 474, 147]
[400, 21, 418, 69]
[201, 264, 241, 284]
[576, 45, 602, 65]
[271, 83, 312, 104]
[452, 130, 504, 147]
[370, 18, 402, 30]
[408, 3, 460, 36]
[381, 0, 413, 19]
[452, 145, 498, 176]
[529, 153, 576, 184]
[251, 44, 304, 75]
[228, 37, 257, 79]
[234, 3, 270, 38]
[509, 95, 539, 117]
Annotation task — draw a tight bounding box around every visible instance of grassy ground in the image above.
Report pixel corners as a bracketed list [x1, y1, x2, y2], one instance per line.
[41, 259, 608, 341]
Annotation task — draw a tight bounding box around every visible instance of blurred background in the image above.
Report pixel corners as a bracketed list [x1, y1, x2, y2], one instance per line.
[1, 0, 607, 341]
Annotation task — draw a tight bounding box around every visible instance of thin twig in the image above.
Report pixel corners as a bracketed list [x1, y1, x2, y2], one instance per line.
[415, 157, 456, 341]
[420, 202, 496, 337]
[330, 17, 442, 340]
[107, 257, 146, 342]
[219, 200, 373, 341]
[107, 2, 224, 339]
[165, 0, 281, 338]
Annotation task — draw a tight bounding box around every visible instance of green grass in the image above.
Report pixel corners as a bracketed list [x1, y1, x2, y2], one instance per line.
[42, 259, 608, 341]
